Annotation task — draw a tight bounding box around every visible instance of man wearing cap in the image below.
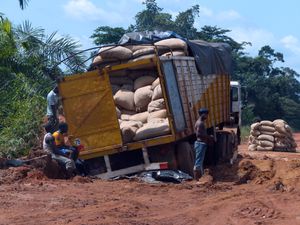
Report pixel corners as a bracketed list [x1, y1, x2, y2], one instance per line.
[194, 108, 210, 180]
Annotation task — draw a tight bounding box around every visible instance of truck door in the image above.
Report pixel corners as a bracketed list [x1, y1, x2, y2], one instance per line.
[58, 70, 122, 157]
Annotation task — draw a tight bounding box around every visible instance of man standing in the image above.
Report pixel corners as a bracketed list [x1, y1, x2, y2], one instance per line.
[46, 85, 59, 132]
[194, 108, 211, 180]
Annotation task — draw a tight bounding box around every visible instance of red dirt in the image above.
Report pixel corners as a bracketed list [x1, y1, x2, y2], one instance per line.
[1, 135, 300, 225]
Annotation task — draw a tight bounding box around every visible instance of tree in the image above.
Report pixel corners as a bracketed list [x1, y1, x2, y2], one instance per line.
[90, 26, 126, 45]
[0, 17, 87, 157]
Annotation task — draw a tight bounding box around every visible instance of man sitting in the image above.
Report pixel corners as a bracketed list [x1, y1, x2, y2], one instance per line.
[43, 124, 76, 175]
[52, 122, 79, 161]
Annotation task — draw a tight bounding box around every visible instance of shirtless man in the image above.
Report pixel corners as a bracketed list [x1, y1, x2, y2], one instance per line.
[194, 108, 211, 180]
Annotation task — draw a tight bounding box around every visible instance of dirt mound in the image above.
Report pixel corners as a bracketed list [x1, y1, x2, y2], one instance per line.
[0, 166, 32, 185]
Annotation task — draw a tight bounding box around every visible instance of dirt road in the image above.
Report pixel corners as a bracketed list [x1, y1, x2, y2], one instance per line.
[1, 135, 300, 225]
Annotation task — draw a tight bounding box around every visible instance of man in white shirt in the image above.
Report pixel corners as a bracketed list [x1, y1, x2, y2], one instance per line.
[46, 85, 59, 132]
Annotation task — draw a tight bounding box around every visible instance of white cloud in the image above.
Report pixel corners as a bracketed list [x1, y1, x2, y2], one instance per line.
[217, 10, 241, 21]
[229, 27, 276, 55]
[63, 0, 123, 23]
[281, 35, 300, 54]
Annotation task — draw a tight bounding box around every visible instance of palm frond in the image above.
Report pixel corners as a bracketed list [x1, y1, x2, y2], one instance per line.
[18, 0, 30, 10]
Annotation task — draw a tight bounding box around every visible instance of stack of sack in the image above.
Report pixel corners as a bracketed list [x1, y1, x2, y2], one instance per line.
[248, 119, 297, 152]
[113, 74, 170, 143]
[92, 38, 188, 70]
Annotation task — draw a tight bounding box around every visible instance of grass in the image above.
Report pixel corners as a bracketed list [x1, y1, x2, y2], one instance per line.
[240, 125, 251, 143]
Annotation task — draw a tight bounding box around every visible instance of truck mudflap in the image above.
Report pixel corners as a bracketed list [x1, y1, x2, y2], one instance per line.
[58, 70, 122, 156]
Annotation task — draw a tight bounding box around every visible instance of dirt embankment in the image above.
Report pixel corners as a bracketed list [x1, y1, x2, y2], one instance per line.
[1, 135, 300, 225]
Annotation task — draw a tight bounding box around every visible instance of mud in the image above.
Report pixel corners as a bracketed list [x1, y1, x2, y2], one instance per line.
[1, 134, 300, 225]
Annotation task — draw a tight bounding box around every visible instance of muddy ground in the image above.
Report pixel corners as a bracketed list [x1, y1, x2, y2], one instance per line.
[1, 135, 300, 225]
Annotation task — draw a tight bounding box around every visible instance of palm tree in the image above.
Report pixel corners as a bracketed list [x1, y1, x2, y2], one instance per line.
[18, 0, 30, 10]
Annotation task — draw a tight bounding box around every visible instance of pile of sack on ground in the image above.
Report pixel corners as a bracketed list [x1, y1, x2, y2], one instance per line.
[91, 38, 188, 70]
[248, 119, 297, 152]
[112, 73, 170, 143]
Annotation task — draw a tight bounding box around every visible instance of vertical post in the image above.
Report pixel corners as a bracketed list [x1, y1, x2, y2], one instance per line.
[142, 147, 150, 166]
[104, 155, 112, 173]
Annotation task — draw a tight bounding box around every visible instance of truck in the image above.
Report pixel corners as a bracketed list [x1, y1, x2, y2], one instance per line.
[58, 36, 241, 179]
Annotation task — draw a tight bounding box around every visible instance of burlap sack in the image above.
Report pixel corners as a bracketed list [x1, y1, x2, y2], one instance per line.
[132, 47, 155, 58]
[110, 76, 133, 86]
[257, 134, 274, 142]
[259, 140, 274, 148]
[161, 50, 186, 57]
[120, 120, 143, 129]
[92, 55, 117, 65]
[99, 46, 132, 60]
[251, 122, 260, 131]
[259, 125, 275, 133]
[118, 119, 122, 125]
[114, 89, 135, 111]
[273, 119, 286, 125]
[257, 146, 273, 151]
[121, 84, 134, 92]
[152, 84, 162, 100]
[121, 114, 131, 121]
[274, 131, 286, 138]
[111, 85, 120, 95]
[128, 70, 156, 80]
[134, 85, 153, 112]
[133, 119, 170, 141]
[126, 45, 152, 52]
[151, 78, 160, 90]
[134, 76, 156, 91]
[250, 130, 261, 137]
[248, 144, 257, 151]
[148, 109, 167, 122]
[121, 126, 137, 143]
[148, 98, 165, 113]
[116, 107, 121, 119]
[154, 38, 187, 53]
[260, 120, 273, 126]
[130, 111, 149, 123]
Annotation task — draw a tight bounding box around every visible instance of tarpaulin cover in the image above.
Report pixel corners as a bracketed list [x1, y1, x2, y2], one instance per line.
[118, 31, 232, 75]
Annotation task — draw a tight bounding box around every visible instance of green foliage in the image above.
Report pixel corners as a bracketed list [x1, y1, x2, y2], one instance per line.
[240, 126, 251, 142]
[0, 15, 87, 157]
[90, 26, 126, 45]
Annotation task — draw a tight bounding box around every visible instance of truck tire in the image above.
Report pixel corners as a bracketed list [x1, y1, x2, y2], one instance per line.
[175, 141, 195, 176]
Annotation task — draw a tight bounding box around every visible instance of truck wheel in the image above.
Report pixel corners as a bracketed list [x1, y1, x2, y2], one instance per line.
[175, 141, 195, 176]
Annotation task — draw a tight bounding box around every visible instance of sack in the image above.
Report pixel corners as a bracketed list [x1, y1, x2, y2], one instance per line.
[126, 45, 152, 52]
[154, 38, 187, 53]
[121, 114, 131, 121]
[161, 50, 186, 57]
[152, 84, 162, 100]
[133, 119, 170, 141]
[134, 76, 156, 91]
[259, 140, 274, 148]
[121, 109, 136, 115]
[128, 70, 157, 80]
[114, 89, 135, 111]
[248, 144, 257, 151]
[134, 86, 153, 112]
[151, 78, 160, 90]
[93, 55, 117, 65]
[148, 109, 167, 122]
[250, 122, 260, 131]
[132, 54, 156, 62]
[148, 98, 165, 113]
[259, 125, 275, 133]
[250, 130, 260, 137]
[99, 46, 132, 60]
[120, 120, 143, 129]
[121, 126, 137, 143]
[260, 120, 273, 127]
[256, 146, 273, 151]
[130, 111, 149, 123]
[132, 47, 155, 58]
[257, 134, 274, 142]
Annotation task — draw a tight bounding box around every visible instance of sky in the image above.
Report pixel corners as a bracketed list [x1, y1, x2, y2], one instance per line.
[1, 0, 300, 73]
